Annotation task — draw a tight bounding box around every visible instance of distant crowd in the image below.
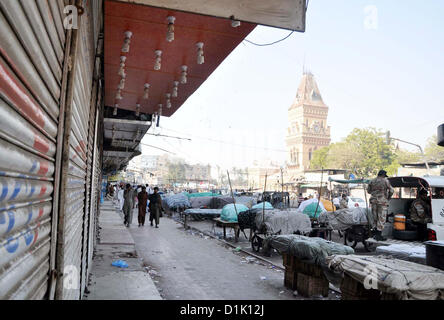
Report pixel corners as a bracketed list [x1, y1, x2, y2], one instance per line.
[105, 183, 167, 228]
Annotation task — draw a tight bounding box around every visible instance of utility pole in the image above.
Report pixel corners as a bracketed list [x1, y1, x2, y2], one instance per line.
[280, 167, 284, 208]
[386, 131, 431, 174]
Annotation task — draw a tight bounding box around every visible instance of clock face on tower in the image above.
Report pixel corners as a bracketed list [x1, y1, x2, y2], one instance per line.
[313, 123, 320, 133]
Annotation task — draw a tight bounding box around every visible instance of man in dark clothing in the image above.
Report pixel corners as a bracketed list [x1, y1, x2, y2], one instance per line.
[137, 186, 149, 227]
[148, 187, 164, 228]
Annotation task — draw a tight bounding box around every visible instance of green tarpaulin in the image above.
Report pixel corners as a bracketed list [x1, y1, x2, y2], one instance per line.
[252, 202, 273, 210]
[302, 202, 324, 219]
[185, 192, 221, 198]
[220, 203, 249, 222]
[328, 177, 370, 184]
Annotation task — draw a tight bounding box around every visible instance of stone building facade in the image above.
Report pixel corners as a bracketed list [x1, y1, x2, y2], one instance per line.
[286, 72, 331, 172]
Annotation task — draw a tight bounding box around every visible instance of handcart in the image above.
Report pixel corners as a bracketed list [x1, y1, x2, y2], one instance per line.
[327, 177, 374, 252]
[250, 208, 312, 253]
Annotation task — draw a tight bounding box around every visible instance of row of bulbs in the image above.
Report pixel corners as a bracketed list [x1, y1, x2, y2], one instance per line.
[114, 30, 133, 115]
[114, 14, 238, 119]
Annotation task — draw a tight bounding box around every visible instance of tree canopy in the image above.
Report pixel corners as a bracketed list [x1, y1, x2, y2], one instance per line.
[310, 128, 396, 177]
[310, 128, 443, 177]
[425, 135, 444, 161]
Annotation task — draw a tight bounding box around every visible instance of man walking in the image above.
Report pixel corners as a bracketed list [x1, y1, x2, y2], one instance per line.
[339, 194, 349, 209]
[148, 187, 164, 228]
[137, 186, 149, 227]
[367, 170, 394, 241]
[123, 184, 135, 227]
[118, 183, 125, 212]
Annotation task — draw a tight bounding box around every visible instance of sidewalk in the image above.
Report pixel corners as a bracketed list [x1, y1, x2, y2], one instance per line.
[83, 200, 162, 300]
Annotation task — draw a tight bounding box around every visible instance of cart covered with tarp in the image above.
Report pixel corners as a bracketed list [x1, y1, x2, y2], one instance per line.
[319, 207, 369, 231]
[255, 210, 312, 236]
[250, 209, 313, 252]
[262, 234, 354, 266]
[325, 177, 375, 251]
[164, 192, 191, 210]
[327, 254, 444, 300]
[220, 203, 249, 222]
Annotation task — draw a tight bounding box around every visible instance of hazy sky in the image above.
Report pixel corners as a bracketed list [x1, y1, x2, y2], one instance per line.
[140, 0, 444, 169]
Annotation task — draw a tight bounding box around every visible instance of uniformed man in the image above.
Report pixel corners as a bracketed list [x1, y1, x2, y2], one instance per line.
[367, 170, 394, 241]
[339, 194, 349, 209]
[410, 188, 432, 241]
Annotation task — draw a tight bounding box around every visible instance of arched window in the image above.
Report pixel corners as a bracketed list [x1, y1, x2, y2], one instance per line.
[309, 148, 312, 161]
[295, 149, 299, 164]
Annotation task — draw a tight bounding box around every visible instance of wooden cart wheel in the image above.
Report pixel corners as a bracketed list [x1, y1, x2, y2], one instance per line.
[344, 231, 357, 248]
[251, 235, 262, 253]
[363, 240, 374, 252]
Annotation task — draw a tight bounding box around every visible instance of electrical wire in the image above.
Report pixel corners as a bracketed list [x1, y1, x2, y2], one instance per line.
[240, 0, 309, 47]
[159, 127, 288, 152]
[145, 132, 192, 141]
[243, 31, 294, 47]
[139, 142, 176, 155]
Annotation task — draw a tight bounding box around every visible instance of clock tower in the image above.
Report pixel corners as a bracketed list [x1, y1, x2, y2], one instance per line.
[286, 72, 331, 171]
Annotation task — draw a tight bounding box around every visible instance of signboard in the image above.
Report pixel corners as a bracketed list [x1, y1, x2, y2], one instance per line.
[115, 0, 306, 31]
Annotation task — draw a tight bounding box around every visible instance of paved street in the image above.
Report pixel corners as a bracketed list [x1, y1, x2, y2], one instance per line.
[128, 211, 339, 300]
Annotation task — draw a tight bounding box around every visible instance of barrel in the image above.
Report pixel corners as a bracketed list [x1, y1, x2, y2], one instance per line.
[394, 215, 406, 231]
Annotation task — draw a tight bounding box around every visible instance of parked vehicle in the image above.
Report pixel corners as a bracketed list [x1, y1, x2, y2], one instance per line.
[386, 176, 444, 241]
[348, 197, 366, 208]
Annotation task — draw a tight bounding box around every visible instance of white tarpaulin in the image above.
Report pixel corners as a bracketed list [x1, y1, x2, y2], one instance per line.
[327, 255, 444, 300]
[319, 207, 370, 231]
[255, 209, 312, 235]
[375, 244, 426, 264]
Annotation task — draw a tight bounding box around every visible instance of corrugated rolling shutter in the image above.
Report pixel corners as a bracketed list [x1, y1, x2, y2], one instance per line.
[0, 0, 66, 299]
[86, 76, 102, 284]
[80, 75, 97, 297]
[82, 3, 103, 293]
[57, 0, 100, 300]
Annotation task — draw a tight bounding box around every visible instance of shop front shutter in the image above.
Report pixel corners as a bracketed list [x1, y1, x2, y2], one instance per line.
[0, 0, 66, 299]
[56, 0, 101, 300]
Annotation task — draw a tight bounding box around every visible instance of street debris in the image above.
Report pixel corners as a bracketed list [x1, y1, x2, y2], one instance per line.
[111, 260, 128, 268]
[260, 276, 267, 280]
[293, 290, 298, 296]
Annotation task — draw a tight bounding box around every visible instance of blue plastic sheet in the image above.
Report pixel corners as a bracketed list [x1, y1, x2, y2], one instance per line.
[252, 202, 273, 210]
[111, 260, 129, 268]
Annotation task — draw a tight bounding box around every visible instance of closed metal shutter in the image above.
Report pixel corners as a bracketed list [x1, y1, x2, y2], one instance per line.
[0, 0, 66, 299]
[57, 0, 101, 300]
